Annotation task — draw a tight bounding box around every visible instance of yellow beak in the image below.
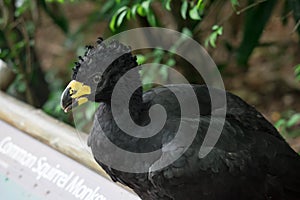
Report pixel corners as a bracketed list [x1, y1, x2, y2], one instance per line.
[60, 80, 91, 113]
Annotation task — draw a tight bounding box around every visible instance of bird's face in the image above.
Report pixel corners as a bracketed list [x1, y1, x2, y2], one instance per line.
[60, 39, 136, 113]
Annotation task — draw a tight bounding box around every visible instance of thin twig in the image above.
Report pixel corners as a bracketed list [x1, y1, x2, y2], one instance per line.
[281, 11, 293, 22]
[236, 0, 267, 15]
[292, 19, 300, 34]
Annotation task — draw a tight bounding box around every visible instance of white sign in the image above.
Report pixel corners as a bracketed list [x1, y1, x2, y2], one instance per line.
[0, 120, 140, 200]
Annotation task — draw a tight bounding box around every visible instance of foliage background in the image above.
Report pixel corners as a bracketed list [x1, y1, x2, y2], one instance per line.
[0, 0, 299, 151]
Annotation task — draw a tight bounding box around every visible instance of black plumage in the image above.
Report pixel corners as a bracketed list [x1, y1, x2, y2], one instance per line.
[61, 39, 300, 200]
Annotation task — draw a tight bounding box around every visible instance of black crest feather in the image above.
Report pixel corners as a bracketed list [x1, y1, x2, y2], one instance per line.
[71, 37, 136, 80]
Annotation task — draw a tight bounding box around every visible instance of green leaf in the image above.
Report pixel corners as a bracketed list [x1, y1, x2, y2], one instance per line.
[164, 0, 172, 11]
[166, 58, 176, 67]
[275, 119, 286, 129]
[147, 11, 156, 26]
[15, 40, 26, 49]
[0, 49, 9, 59]
[209, 36, 217, 47]
[126, 9, 131, 20]
[181, 0, 188, 19]
[109, 15, 118, 32]
[159, 66, 168, 81]
[137, 4, 146, 17]
[295, 64, 300, 73]
[131, 4, 139, 18]
[287, 114, 300, 127]
[153, 48, 164, 57]
[117, 10, 128, 27]
[230, 0, 239, 7]
[182, 27, 193, 36]
[205, 25, 223, 48]
[15, 0, 30, 17]
[295, 64, 300, 81]
[189, 6, 201, 20]
[141, 0, 151, 14]
[196, 0, 205, 12]
[196, 0, 202, 8]
[136, 54, 146, 65]
[141, 64, 160, 91]
[109, 6, 128, 32]
[116, 6, 129, 15]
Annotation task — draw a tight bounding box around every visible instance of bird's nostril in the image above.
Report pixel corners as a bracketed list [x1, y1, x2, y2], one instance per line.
[70, 89, 76, 95]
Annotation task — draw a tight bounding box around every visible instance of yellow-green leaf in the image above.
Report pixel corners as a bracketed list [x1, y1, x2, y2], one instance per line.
[181, 0, 188, 19]
[189, 6, 201, 20]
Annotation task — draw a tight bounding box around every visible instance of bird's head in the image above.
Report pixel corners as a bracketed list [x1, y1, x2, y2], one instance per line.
[60, 38, 138, 113]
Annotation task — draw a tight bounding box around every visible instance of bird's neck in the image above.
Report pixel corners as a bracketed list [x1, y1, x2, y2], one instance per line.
[102, 69, 144, 123]
[128, 87, 144, 121]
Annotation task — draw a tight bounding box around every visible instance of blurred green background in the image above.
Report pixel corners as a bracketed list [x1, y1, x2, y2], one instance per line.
[0, 0, 299, 151]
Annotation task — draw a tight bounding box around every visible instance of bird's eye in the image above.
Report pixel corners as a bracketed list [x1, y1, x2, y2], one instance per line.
[93, 75, 101, 83]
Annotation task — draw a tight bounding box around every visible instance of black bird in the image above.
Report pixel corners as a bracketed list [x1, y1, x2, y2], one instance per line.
[61, 38, 300, 200]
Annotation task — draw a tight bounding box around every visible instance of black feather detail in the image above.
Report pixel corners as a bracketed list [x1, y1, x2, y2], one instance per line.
[85, 45, 93, 49]
[85, 45, 94, 56]
[97, 37, 104, 44]
[71, 37, 136, 80]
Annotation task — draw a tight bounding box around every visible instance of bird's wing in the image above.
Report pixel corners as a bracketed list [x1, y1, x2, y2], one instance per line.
[148, 115, 300, 200]
[147, 116, 261, 199]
